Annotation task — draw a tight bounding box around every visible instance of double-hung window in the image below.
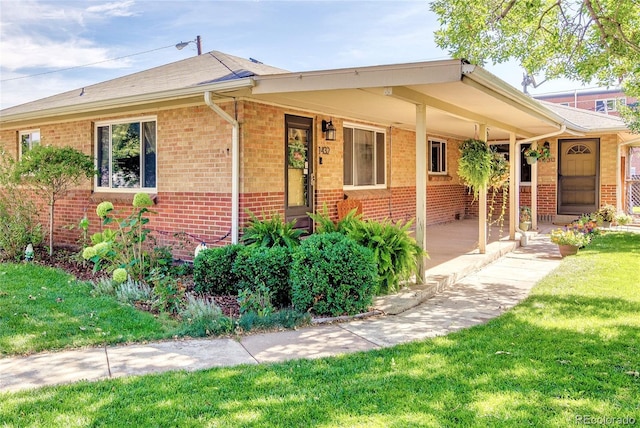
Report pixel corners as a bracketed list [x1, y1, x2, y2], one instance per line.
[428, 138, 447, 174]
[343, 124, 386, 188]
[95, 117, 157, 191]
[19, 129, 40, 158]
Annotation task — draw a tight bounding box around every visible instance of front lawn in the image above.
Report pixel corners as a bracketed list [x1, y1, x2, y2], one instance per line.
[0, 264, 178, 355]
[1, 232, 638, 427]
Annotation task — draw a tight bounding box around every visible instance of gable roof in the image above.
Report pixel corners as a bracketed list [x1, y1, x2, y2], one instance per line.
[1, 51, 633, 142]
[0, 51, 288, 117]
[539, 100, 628, 132]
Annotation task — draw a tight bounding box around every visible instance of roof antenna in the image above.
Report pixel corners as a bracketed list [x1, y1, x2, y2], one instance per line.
[521, 71, 547, 94]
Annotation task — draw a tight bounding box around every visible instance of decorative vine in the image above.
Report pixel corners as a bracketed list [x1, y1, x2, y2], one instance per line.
[487, 151, 509, 236]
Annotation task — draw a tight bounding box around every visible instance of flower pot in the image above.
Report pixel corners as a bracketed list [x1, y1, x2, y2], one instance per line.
[558, 244, 579, 257]
[520, 221, 531, 231]
[526, 156, 537, 165]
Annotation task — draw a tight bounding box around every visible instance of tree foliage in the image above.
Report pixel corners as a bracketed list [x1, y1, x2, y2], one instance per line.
[431, 0, 640, 130]
[14, 145, 95, 255]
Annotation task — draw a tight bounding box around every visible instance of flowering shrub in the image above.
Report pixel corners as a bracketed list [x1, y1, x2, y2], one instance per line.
[81, 193, 158, 279]
[96, 201, 114, 219]
[112, 268, 128, 284]
[550, 229, 591, 247]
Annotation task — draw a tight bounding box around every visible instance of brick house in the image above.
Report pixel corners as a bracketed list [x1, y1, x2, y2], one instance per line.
[1, 52, 637, 263]
[534, 88, 638, 117]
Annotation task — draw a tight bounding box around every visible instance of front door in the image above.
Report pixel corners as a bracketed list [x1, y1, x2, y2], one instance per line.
[558, 138, 599, 215]
[284, 114, 313, 233]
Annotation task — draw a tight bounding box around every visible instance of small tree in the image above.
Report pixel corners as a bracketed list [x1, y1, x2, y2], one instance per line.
[14, 145, 95, 256]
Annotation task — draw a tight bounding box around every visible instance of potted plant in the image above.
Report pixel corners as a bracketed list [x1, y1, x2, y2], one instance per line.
[615, 212, 633, 227]
[523, 145, 551, 164]
[519, 206, 532, 231]
[550, 228, 591, 257]
[595, 204, 616, 228]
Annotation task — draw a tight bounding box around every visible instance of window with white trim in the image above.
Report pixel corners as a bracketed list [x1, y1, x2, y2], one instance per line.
[595, 97, 626, 113]
[343, 124, 386, 188]
[95, 117, 157, 190]
[19, 129, 40, 158]
[428, 138, 447, 174]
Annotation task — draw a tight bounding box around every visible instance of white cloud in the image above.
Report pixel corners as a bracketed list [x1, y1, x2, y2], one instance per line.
[86, 0, 136, 17]
[0, 0, 135, 72]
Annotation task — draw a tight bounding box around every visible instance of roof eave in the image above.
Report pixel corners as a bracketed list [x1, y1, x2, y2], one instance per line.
[0, 78, 255, 126]
[252, 59, 465, 94]
[461, 65, 590, 134]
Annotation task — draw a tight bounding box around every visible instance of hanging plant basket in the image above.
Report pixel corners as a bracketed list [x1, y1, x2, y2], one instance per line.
[457, 139, 492, 200]
[526, 156, 537, 165]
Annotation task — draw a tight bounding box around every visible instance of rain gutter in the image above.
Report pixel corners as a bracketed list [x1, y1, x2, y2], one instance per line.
[204, 91, 240, 244]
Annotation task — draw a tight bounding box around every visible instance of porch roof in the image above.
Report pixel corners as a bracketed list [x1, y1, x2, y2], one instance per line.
[1, 52, 632, 142]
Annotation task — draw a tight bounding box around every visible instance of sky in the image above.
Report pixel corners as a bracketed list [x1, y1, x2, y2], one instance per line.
[0, 0, 598, 110]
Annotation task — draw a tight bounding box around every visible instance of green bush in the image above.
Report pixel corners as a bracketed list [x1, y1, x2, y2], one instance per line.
[0, 151, 44, 260]
[177, 294, 234, 337]
[290, 232, 377, 317]
[233, 245, 292, 308]
[0, 194, 44, 260]
[193, 244, 245, 294]
[347, 219, 426, 294]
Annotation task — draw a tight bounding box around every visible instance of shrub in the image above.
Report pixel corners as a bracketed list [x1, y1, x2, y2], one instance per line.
[12, 145, 95, 256]
[115, 279, 153, 304]
[347, 219, 426, 294]
[237, 283, 274, 317]
[0, 151, 44, 260]
[177, 294, 233, 337]
[193, 244, 245, 294]
[90, 277, 116, 297]
[0, 194, 44, 260]
[241, 210, 303, 248]
[232, 245, 292, 308]
[290, 233, 377, 317]
[81, 193, 158, 280]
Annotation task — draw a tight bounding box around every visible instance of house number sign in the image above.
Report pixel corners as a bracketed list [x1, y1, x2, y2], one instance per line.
[319, 146, 331, 155]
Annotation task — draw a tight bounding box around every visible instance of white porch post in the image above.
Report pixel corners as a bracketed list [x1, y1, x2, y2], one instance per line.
[509, 132, 517, 240]
[478, 124, 488, 254]
[416, 103, 427, 281]
[531, 142, 538, 230]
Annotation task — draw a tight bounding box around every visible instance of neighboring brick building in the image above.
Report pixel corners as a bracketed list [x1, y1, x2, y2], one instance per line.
[1, 53, 636, 261]
[534, 88, 638, 117]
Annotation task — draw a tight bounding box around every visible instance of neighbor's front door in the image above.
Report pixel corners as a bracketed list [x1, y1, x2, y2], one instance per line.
[558, 138, 599, 215]
[284, 114, 313, 233]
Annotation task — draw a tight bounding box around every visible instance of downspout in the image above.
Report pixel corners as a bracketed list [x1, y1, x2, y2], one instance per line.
[515, 125, 566, 235]
[204, 91, 240, 244]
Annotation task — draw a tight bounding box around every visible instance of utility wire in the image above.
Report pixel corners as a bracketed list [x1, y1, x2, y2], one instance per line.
[1, 44, 176, 82]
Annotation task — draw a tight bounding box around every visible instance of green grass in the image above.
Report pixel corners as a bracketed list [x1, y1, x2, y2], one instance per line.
[1, 232, 639, 427]
[0, 264, 178, 355]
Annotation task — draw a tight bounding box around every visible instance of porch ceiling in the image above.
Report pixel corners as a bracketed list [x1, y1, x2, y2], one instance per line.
[249, 60, 569, 141]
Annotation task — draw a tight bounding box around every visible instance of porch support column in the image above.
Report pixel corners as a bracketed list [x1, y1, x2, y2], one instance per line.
[478, 124, 488, 254]
[531, 142, 538, 231]
[416, 103, 427, 282]
[509, 132, 517, 240]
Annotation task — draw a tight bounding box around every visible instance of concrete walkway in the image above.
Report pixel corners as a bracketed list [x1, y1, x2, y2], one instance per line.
[0, 225, 562, 393]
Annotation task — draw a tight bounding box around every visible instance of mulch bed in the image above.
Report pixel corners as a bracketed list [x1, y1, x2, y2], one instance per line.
[29, 247, 241, 318]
